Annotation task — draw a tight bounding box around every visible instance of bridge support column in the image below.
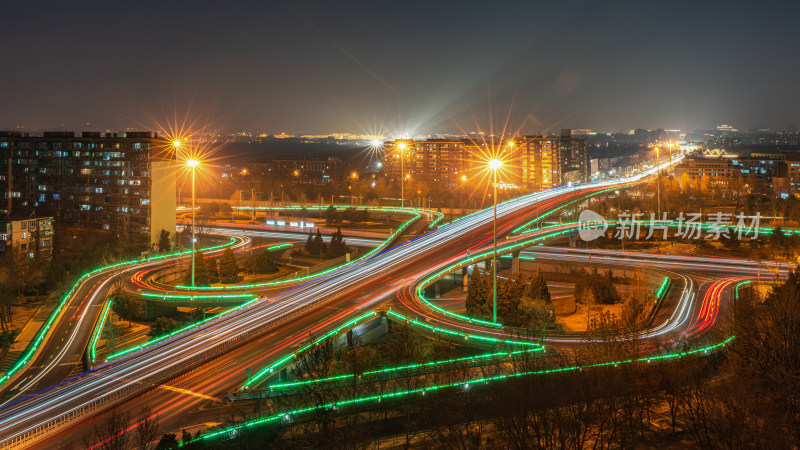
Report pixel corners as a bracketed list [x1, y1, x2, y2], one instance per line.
[569, 235, 577, 248]
[512, 250, 521, 274]
[462, 267, 468, 291]
[434, 281, 440, 299]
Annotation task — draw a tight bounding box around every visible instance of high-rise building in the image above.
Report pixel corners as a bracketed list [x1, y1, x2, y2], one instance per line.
[384, 139, 470, 185]
[516, 129, 588, 191]
[0, 131, 176, 249]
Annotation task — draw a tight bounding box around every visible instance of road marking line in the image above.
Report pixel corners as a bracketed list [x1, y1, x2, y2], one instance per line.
[159, 385, 218, 401]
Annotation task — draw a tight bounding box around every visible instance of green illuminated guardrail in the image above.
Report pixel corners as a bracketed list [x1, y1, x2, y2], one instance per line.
[655, 276, 670, 299]
[415, 222, 598, 328]
[734, 280, 752, 300]
[263, 348, 543, 391]
[88, 299, 113, 364]
[0, 236, 240, 387]
[386, 310, 543, 347]
[243, 311, 379, 388]
[243, 309, 544, 390]
[511, 187, 622, 234]
[104, 295, 260, 361]
[174, 206, 430, 291]
[189, 335, 735, 446]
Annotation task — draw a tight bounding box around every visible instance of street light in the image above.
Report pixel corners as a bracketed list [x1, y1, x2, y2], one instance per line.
[488, 158, 503, 323]
[187, 158, 199, 286]
[655, 147, 660, 219]
[397, 142, 408, 208]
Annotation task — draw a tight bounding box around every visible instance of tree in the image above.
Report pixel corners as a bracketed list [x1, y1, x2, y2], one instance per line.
[313, 229, 326, 257]
[110, 288, 144, 326]
[327, 227, 348, 258]
[218, 247, 239, 284]
[158, 229, 171, 253]
[574, 269, 620, 305]
[528, 266, 551, 304]
[183, 251, 211, 286]
[305, 230, 315, 254]
[203, 202, 221, 215]
[206, 256, 220, 284]
[135, 406, 159, 450]
[465, 265, 491, 318]
[82, 408, 130, 450]
[325, 205, 339, 224]
[497, 272, 527, 321]
[148, 317, 182, 338]
[254, 250, 278, 274]
[155, 433, 179, 450]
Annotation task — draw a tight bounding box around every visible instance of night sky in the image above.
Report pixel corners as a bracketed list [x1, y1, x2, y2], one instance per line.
[2, 1, 799, 135]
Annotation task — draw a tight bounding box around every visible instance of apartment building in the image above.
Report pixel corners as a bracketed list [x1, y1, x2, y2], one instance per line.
[0, 131, 176, 249]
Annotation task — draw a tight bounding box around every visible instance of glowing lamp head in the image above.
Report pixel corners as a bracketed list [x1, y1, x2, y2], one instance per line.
[397, 142, 408, 151]
[186, 159, 199, 168]
[507, 140, 515, 147]
[461, 175, 468, 182]
[370, 139, 382, 147]
[351, 172, 358, 179]
[488, 159, 503, 170]
[173, 140, 182, 148]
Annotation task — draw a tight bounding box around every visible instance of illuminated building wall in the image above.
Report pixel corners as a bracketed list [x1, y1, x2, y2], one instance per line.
[0, 217, 53, 258]
[517, 130, 587, 191]
[247, 156, 342, 183]
[674, 156, 740, 186]
[0, 131, 175, 249]
[384, 139, 470, 185]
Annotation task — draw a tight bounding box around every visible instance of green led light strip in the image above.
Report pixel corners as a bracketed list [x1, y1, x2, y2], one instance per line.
[140, 293, 256, 300]
[264, 347, 543, 391]
[174, 208, 426, 291]
[88, 299, 113, 364]
[511, 187, 621, 234]
[103, 295, 260, 361]
[385, 310, 542, 347]
[415, 223, 596, 328]
[655, 277, 670, 299]
[734, 280, 752, 300]
[190, 335, 735, 446]
[0, 236, 240, 387]
[243, 311, 378, 387]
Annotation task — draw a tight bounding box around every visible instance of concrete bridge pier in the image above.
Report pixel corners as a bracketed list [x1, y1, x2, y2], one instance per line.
[511, 249, 521, 274]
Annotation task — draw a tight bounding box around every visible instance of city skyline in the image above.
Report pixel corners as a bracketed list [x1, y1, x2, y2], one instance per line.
[3, 1, 800, 134]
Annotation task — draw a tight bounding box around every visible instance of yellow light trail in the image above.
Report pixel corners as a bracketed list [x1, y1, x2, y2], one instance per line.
[159, 385, 219, 402]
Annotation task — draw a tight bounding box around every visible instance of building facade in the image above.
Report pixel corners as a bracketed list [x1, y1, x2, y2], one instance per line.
[516, 129, 588, 191]
[0, 217, 53, 258]
[0, 131, 176, 249]
[384, 139, 470, 185]
[674, 156, 741, 186]
[247, 156, 342, 183]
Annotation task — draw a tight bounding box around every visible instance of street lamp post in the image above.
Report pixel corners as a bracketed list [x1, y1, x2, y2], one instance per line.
[187, 159, 199, 286]
[488, 158, 503, 323]
[398, 142, 407, 208]
[656, 147, 660, 218]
